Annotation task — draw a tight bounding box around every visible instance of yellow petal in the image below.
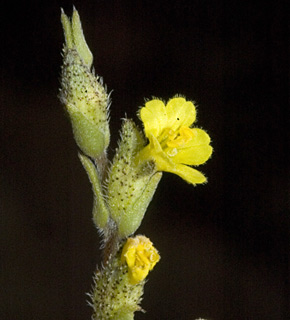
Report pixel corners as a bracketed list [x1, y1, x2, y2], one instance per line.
[121, 236, 160, 284]
[168, 164, 207, 185]
[166, 97, 196, 131]
[169, 128, 212, 164]
[172, 144, 213, 165]
[185, 128, 211, 147]
[140, 100, 167, 137]
[149, 146, 207, 184]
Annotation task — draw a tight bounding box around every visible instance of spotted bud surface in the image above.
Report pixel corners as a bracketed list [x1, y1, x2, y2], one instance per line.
[90, 245, 144, 320]
[106, 120, 162, 238]
[59, 8, 110, 159]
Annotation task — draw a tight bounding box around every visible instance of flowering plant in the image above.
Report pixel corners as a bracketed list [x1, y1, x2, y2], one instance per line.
[59, 8, 212, 320]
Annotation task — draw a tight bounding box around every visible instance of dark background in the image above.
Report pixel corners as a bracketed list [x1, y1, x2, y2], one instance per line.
[0, 0, 289, 319]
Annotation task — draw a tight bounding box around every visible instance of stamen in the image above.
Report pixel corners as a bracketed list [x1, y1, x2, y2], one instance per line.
[167, 126, 195, 148]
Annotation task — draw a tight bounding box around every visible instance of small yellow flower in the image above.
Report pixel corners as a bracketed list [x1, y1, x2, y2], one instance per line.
[137, 97, 213, 185]
[121, 236, 160, 285]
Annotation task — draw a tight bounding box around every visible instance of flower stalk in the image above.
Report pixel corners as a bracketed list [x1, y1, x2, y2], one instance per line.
[59, 8, 212, 320]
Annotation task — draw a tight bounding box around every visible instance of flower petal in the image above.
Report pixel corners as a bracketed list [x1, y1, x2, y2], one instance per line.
[171, 128, 213, 165]
[148, 143, 207, 184]
[140, 99, 167, 137]
[168, 163, 207, 185]
[172, 144, 213, 165]
[166, 97, 196, 131]
[121, 236, 160, 284]
[185, 128, 211, 147]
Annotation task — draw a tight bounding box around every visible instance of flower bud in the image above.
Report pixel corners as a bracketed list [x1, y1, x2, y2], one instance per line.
[90, 235, 160, 320]
[106, 120, 162, 238]
[90, 247, 143, 320]
[59, 8, 110, 159]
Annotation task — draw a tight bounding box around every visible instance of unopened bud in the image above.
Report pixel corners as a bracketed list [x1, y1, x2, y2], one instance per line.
[107, 120, 162, 238]
[59, 8, 110, 159]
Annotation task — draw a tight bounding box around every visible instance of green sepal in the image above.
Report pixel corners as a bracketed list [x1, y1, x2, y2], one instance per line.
[60, 10, 73, 48]
[79, 153, 109, 229]
[61, 7, 93, 68]
[107, 119, 162, 238]
[68, 107, 109, 160]
[117, 171, 162, 237]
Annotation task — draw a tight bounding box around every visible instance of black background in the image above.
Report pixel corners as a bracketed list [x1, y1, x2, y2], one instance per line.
[0, 0, 289, 319]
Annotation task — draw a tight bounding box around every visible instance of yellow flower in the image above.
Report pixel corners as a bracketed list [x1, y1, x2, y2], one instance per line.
[121, 236, 160, 285]
[137, 97, 213, 185]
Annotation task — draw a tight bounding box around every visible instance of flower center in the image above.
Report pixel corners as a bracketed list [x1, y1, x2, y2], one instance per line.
[135, 247, 150, 267]
[166, 126, 195, 148]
